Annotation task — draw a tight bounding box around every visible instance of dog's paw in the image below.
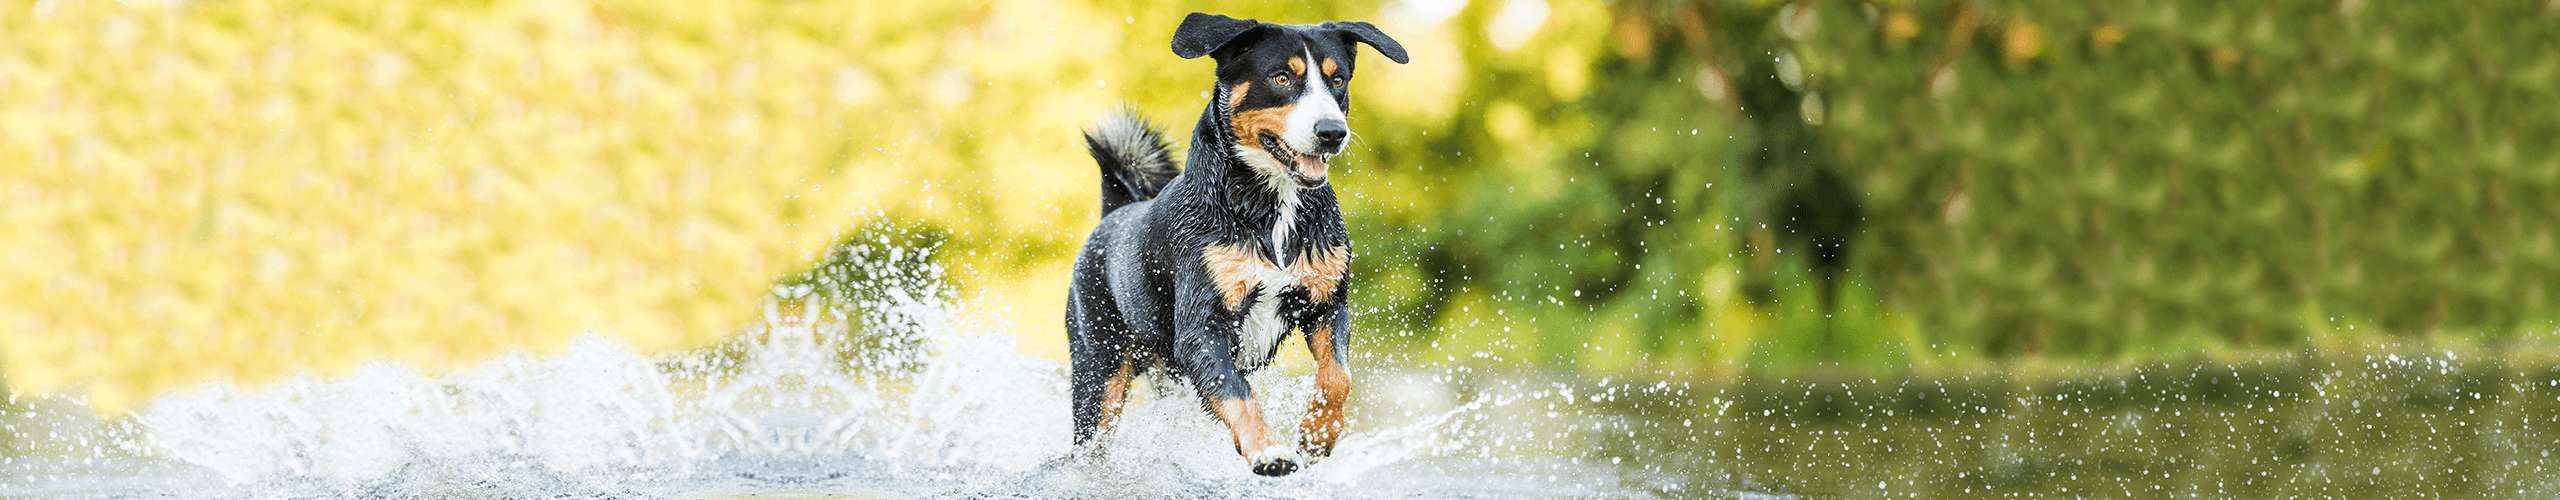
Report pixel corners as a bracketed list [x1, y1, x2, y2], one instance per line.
[1251, 457, 1300, 477]
[1247, 445, 1302, 477]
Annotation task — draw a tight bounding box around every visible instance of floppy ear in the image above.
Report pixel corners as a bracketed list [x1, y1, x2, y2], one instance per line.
[1322, 21, 1408, 64]
[1172, 12, 1261, 59]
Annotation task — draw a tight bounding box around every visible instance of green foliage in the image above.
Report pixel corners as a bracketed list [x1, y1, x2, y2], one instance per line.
[1590, 0, 2560, 365]
[1330, 0, 2560, 372]
[754, 1, 2559, 374]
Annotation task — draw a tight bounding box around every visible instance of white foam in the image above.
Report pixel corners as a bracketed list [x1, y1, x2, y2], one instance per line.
[5, 240, 1653, 497]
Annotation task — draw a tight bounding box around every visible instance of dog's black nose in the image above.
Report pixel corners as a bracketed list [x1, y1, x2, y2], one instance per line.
[1312, 119, 1347, 152]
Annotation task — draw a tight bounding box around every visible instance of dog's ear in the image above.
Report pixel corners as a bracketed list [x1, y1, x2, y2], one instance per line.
[1322, 21, 1408, 64]
[1173, 12, 1262, 60]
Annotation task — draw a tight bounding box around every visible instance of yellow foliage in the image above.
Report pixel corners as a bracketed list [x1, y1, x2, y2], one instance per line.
[0, 0, 1266, 412]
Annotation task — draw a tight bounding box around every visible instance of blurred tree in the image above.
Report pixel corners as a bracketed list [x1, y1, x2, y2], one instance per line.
[1610, 0, 2560, 365]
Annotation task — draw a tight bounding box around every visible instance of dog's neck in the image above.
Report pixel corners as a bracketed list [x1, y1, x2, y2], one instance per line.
[1190, 89, 1316, 262]
[1193, 96, 1308, 214]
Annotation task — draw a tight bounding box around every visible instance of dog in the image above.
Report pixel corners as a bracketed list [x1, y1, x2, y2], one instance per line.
[1064, 12, 1406, 477]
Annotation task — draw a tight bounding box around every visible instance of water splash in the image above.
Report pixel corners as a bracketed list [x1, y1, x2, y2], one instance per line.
[2, 240, 1663, 498]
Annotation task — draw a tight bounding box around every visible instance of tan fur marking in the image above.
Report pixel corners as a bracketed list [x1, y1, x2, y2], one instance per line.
[1096, 357, 1135, 433]
[1321, 58, 1339, 78]
[1202, 244, 1274, 310]
[1227, 82, 1251, 109]
[1213, 397, 1282, 458]
[1287, 56, 1306, 75]
[1229, 105, 1293, 151]
[1299, 324, 1351, 457]
[1207, 244, 1347, 308]
[1292, 245, 1350, 303]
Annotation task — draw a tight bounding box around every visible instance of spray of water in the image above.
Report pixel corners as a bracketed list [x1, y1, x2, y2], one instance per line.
[2, 237, 1667, 498]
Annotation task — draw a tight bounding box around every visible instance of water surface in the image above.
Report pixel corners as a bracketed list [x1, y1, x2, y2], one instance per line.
[9, 283, 2560, 497]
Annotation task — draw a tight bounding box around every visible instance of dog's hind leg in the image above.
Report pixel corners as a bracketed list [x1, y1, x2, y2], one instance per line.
[1067, 292, 1128, 447]
[1096, 356, 1136, 433]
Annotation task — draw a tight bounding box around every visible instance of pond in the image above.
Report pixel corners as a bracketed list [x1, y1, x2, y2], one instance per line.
[7, 290, 2559, 498]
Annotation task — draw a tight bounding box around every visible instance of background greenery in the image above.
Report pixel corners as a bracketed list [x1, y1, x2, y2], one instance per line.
[1422, 0, 2560, 373]
[5, 0, 2556, 411]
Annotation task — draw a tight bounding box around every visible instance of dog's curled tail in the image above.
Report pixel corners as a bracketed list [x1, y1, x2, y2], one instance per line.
[1083, 109, 1178, 214]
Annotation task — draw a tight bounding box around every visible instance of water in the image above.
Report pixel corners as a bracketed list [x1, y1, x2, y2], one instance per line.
[0, 248, 1682, 498]
[1598, 355, 2560, 498]
[12, 248, 2560, 497]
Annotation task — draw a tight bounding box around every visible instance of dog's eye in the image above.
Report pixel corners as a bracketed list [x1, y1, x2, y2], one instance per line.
[1328, 76, 1346, 88]
[1270, 72, 1293, 87]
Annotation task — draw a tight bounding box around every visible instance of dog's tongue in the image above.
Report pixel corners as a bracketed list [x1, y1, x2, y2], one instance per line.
[1295, 154, 1329, 180]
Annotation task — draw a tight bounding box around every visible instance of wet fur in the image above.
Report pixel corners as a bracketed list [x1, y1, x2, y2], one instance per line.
[1065, 12, 1404, 477]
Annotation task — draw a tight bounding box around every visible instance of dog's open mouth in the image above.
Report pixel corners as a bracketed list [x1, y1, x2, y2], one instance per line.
[1258, 132, 1331, 187]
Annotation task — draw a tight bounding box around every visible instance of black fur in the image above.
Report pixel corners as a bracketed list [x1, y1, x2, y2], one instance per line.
[1066, 12, 1404, 476]
[1171, 12, 1261, 60]
[1318, 21, 1408, 64]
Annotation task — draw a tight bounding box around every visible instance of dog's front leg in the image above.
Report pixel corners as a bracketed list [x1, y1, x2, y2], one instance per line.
[1298, 310, 1352, 459]
[1171, 271, 1298, 476]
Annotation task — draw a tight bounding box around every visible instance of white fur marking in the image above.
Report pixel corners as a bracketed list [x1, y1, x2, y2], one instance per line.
[1236, 264, 1296, 372]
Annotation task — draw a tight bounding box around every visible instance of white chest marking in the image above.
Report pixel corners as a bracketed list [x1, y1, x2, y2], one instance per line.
[1247, 182, 1301, 371]
[1235, 263, 1298, 372]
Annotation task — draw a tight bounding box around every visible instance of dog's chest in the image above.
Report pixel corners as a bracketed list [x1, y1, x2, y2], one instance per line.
[1202, 244, 1350, 372]
[1234, 266, 1298, 372]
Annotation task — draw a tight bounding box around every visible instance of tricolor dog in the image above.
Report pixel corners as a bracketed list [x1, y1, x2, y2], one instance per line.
[1064, 12, 1405, 476]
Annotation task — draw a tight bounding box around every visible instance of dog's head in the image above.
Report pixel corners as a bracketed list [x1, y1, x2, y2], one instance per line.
[1173, 12, 1407, 189]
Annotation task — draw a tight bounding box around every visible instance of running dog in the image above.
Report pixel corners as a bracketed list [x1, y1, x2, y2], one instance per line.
[1065, 12, 1405, 477]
